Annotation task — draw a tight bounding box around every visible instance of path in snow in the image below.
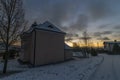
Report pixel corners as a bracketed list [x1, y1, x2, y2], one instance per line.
[0, 55, 103, 80]
[88, 54, 120, 80]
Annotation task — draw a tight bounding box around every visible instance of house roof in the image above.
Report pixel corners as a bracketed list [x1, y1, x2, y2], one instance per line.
[64, 44, 72, 50]
[25, 21, 66, 34]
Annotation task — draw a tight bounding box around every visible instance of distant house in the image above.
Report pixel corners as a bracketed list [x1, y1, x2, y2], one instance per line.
[104, 40, 120, 52]
[20, 21, 72, 66]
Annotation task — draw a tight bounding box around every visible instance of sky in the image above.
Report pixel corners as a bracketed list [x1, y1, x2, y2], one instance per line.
[24, 0, 120, 46]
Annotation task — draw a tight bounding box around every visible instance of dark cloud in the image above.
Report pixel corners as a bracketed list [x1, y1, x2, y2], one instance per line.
[60, 14, 88, 32]
[24, 0, 120, 41]
[88, 0, 110, 20]
[102, 31, 113, 34]
[25, 0, 90, 32]
[25, 0, 115, 27]
[93, 31, 113, 37]
[98, 24, 111, 29]
[66, 33, 79, 38]
[25, 0, 119, 24]
[93, 31, 112, 41]
[97, 37, 110, 40]
[114, 25, 120, 29]
[60, 27, 69, 32]
[69, 14, 88, 31]
[93, 32, 102, 37]
[25, 0, 81, 26]
[65, 33, 79, 42]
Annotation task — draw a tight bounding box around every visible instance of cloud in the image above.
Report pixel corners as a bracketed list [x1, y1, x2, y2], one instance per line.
[65, 33, 78, 42]
[59, 14, 89, 32]
[25, 0, 120, 41]
[88, 0, 111, 20]
[111, 32, 120, 40]
[25, 0, 91, 32]
[93, 32, 102, 37]
[98, 24, 111, 29]
[93, 31, 113, 37]
[102, 31, 113, 34]
[69, 14, 88, 31]
[25, 0, 81, 26]
[114, 25, 120, 29]
[66, 33, 79, 38]
[97, 37, 110, 40]
[93, 31, 113, 41]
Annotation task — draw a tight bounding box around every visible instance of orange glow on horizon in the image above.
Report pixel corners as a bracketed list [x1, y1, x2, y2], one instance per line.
[65, 40, 104, 48]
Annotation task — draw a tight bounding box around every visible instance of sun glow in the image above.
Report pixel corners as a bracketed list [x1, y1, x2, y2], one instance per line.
[65, 40, 104, 48]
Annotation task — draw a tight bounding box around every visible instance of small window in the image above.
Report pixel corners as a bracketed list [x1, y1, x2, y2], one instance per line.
[48, 25, 54, 28]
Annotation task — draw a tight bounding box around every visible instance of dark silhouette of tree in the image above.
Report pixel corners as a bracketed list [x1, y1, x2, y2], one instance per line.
[73, 42, 79, 48]
[0, 0, 26, 73]
[80, 31, 91, 57]
[112, 43, 120, 54]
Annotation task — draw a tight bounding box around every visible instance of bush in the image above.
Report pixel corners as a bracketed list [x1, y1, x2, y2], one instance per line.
[0, 52, 4, 57]
[90, 48, 98, 56]
[112, 43, 120, 54]
[9, 49, 18, 59]
[2, 49, 18, 59]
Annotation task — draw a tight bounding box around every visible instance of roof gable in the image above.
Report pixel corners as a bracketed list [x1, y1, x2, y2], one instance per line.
[36, 21, 65, 34]
[25, 21, 65, 34]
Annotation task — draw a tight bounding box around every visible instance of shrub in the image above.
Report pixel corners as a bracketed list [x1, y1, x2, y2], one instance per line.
[0, 52, 4, 57]
[112, 43, 120, 54]
[9, 49, 18, 59]
[90, 48, 98, 56]
[2, 49, 18, 59]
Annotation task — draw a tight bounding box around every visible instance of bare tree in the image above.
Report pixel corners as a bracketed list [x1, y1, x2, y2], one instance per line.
[80, 31, 91, 57]
[0, 0, 26, 73]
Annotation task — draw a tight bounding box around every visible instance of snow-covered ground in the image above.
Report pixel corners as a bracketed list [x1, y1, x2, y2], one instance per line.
[89, 54, 120, 80]
[73, 52, 83, 57]
[0, 55, 103, 80]
[0, 59, 29, 71]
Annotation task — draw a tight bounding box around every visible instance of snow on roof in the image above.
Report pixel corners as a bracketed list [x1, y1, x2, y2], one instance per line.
[37, 21, 65, 33]
[25, 21, 65, 34]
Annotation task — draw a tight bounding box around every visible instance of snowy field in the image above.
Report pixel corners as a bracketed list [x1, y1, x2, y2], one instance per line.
[0, 55, 104, 80]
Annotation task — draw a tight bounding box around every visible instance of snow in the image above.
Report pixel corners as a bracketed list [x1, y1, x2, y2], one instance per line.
[25, 21, 65, 34]
[73, 52, 84, 57]
[89, 54, 120, 80]
[0, 59, 29, 71]
[36, 21, 65, 34]
[0, 55, 103, 80]
[1, 53, 120, 80]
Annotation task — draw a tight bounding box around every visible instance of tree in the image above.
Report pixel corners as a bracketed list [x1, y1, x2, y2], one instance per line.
[73, 42, 79, 48]
[80, 31, 91, 57]
[112, 43, 120, 54]
[0, 0, 26, 73]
